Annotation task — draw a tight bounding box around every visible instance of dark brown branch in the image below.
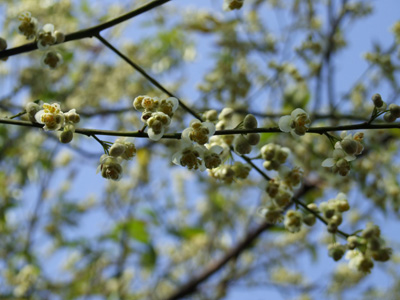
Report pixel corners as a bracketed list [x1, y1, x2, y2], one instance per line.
[0, 0, 171, 59]
[163, 183, 315, 300]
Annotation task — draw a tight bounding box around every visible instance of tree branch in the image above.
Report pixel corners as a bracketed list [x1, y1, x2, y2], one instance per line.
[163, 183, 315, 300]
[1, 118, 400, 139]
[0, 0, 171, 60]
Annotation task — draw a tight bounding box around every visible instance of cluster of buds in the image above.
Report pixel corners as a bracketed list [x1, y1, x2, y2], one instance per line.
[97, 138, 136, 181]
[172, 141, 223, 172]
[260, 143, 290, 170]
[346, 223, 392, 270]
[371, 93, 400, 122]
[17, 12, 65, 69]
[29, 102, 81, 143]
[182, 119, 216, 145]
[318, 193, 350, 233]
[223, 0, 244, 11]
[208, 161, 251, 183]
[234, 114, 260, 155]
[284, 209, 303, 233]
[279, 108, 311, 137]
[133, 95, 179, 141]
[322, 131, 364, 176]
[345, 224, 392, 274]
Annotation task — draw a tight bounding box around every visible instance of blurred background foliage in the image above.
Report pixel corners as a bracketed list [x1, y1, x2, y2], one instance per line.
[0, 0, 400, 299]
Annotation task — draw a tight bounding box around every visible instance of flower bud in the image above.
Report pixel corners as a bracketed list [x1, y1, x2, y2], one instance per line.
[389, 103, 400, 118]
[235, 135, 252, 154]
[246, 133, 260, 145]
[54, 31, 65, 43]
[371, 93, 383, 107]
[243, 114, 258, 129]
[59, 129, 73, 143]
[383, 112, 396, 123]
[303, 214, 316, 226]
[109, 143, 126, 157]
[0, 37, 7, 51]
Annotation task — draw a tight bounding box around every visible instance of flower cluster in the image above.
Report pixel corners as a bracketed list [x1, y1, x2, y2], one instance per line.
[344, 223, 391, 273]
[261, 143, 290, 170]
[182, 119, 215, 145]
[173, 119, 222, 171]
[234, 114, 260, 155]
[279, 108, 311, 137]
[31, 102, 80, 143]
[97, 138, 136, 181]
[133, 95, 179, 141]
[318, 193, 350, 233]
[345, 224, 392, 273]
[17, 12, 64, 69]
[322, 131, 364, 176]
[258, 146, 304, 228]
[208, 161, 251, 183]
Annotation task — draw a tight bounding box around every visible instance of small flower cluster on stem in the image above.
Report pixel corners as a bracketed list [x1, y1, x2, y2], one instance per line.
[279, 108, 311, 137]
[322, 131, 364, 176]
[29, 101, 80, 144]
[133, 95, 179, 141]
[97, 138, 136, 181]
[14, 12, 64, 68]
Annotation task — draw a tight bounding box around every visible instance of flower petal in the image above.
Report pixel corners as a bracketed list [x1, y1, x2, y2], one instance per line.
[322, 158, 335, 167]
[278, 115, 292, 132]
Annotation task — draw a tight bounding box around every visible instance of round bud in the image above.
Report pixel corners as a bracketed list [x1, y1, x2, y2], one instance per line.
[59, 130, 73, 144]
[243, 114, 257, 129]
[383, 112, 396, 123]
[203, 109, 218, 122]
[389, 103, 400, 118]
[328, 245, 345, 261]
[109, 143, 126, 157]
[327, 222, 338, 233]
[235, 135, 252, 154]
[307, 203, 318, 212]
[340, 139, 358, 156]
[54, 31, 65, 43]
[303, 214, 316, 226]
[371, 93, 383, 107]
[0, 37, 7, 51]
[246, 133, 260, 145]
[261, 144, 276, 160]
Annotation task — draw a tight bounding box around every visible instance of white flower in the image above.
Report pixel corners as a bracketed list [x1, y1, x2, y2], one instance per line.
[147, 112, 171, 141]
[335, 131, 363, 156]
[257, 204, 283, 224]
[284, 209, 303, 233]
[34, 103, 65, 131]
[279, 108, 311, 137]
[182, 119, 216, 145]
[97, 155, 123, 181]
[278, 166, 303, 190]
[172, 141, 206, 171]
[109, 138, 136, 160]
[322, 148, 355, 176]
[18, 12, 38, 40]
[64, 109, 80, 124]
[41, 51, 63, 69]
[203, 144, 223, 169]
[37, 24, 57, 50]
[158, 97, 179, 117]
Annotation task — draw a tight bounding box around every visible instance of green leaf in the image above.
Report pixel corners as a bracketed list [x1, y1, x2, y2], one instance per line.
[140, 244, 157, 270]
[126, 219, 150, 244]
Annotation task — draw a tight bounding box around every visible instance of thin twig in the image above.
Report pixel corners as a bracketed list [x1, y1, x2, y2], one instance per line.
[95, 34, 203, 121]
